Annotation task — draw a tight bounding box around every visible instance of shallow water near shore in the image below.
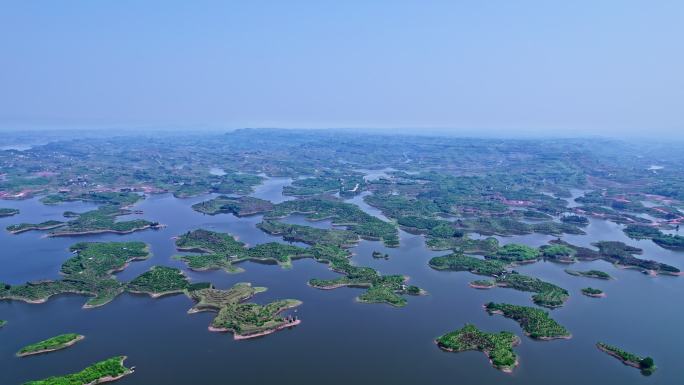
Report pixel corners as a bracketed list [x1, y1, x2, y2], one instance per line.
[1, 180, 683, 384]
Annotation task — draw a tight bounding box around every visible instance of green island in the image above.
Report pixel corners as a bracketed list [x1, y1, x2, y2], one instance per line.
[40, 191, 143, 206]
[17, 333, 85, 357]
[283, 172, 365, 197]
[429, 254, 568, 307]
[436, 324, 520, 373]
[623, 224, 684, 250]
[581, 287, 605, 297]
[127, 266, 191, 297]
[469, 279, 496, 289]
[265, 197, 399, 247]
[487, 243, 540, 263]
[597, 342, 656, 375]
[372, 250, 389, 259]
[497, 272, 569, 308]
[186, 282, 302, 339]
[192, 195, 273, 216]
[257, 220, 360, 248]
[0, 319, 7, 327]
[0, 207, 19, 217]
[425, 233, 500, 255]
[0, 242, 151, 307]
[6, 205, 161, 236]
[560, 214, 589, 226]
[485, 302, 571, 340]
[565, 269, 611, 279]
[24, 355, 133, 385]
[549, 239, 680, 276]
[540, 244, 577, 263]
[429, 253, 507, 275]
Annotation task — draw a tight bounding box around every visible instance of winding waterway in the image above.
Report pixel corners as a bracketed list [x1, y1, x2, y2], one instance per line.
[1, 177, 683, 384]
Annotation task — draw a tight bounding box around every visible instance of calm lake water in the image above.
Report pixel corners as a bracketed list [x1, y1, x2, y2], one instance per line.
[1, 177, 682, 384]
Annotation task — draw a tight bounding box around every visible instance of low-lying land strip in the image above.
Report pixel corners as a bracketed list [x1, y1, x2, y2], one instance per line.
[565, 269, 611, 279]
[597, 342, 656, 375]
[23, 355, 133, 384]
[17, 333, 85, 357]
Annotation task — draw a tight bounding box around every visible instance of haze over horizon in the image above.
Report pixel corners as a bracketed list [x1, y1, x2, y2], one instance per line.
[1, 1, 682, 138]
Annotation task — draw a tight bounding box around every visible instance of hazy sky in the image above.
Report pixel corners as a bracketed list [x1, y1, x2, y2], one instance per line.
[1, 1, 682, 137]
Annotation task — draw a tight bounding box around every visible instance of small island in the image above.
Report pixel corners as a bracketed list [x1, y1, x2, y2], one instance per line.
[0, 319, 6, 327]
[17, 333, 84, 357]
[436, 324, 520, 373]
[372, 251, 389, 259]
[24, 355, 134, 384]
[597, 342, 656, 375]
[560, 215, 589, 226]
[469, 279, 496, 289]
[565, 269, 611, 279]
[581, 287, 605, 298]
[540, 244, 577, 263]
[0, 208, 19, 217]
[487, 243, 540, 263]
[485, 302, 571, 340]
[127, 266, 191, 298]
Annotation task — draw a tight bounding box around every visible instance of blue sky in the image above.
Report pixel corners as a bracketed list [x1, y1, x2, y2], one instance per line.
[1, 1, 682, 137]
